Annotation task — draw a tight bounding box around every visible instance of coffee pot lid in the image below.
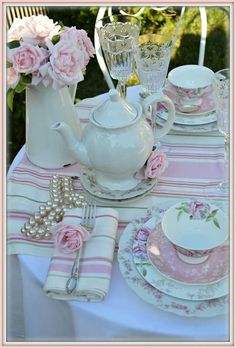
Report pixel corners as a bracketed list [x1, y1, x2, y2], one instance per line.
[91, 89, 137, 127]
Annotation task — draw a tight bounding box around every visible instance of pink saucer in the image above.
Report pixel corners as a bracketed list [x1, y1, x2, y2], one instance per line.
[163, 81, 215, 116]
[147, 224, 229, 284]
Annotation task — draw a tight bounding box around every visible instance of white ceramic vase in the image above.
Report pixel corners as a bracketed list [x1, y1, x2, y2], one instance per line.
[25, 84, 80, 168]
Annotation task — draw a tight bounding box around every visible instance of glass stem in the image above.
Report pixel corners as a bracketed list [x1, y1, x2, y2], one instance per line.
[224, 135, 229, 161]
[223, 135, 229, 183]
[117, 80, 127, 98]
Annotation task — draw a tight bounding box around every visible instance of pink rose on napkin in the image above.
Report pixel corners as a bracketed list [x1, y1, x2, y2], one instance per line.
[145, 150, 168, 179]
[51, 223, 91, 254]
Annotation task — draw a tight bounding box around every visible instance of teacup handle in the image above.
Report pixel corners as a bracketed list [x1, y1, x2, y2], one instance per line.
[142, 92, 175, 138]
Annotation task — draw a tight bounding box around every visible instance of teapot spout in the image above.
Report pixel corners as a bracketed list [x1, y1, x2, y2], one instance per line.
[51, 121, 91, 168]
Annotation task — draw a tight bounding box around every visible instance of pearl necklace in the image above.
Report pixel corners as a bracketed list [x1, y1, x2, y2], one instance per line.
[21, 175, 85, 240]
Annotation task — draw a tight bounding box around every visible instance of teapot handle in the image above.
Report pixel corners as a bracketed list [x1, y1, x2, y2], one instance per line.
[142, 92, 175, 138]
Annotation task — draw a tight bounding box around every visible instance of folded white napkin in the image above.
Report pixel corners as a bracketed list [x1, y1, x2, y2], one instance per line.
[43, 207, 118, 301]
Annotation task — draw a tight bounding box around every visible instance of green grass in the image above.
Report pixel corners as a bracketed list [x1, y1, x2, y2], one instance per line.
[6, 6, 230, 168]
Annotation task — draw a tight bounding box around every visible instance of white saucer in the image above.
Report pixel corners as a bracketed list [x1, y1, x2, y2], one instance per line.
[80, 167, 157, 201]
[155, 115, 218, 133]
[157, 104, 217, 126]
[132, 220, 229, 301]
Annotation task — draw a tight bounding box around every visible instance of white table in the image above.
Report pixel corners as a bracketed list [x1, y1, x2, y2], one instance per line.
[7, 86, 230, 342]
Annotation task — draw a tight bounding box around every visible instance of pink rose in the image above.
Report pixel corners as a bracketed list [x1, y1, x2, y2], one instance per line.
[8, 15, 60, 45]
[135, 227, 151, 241]
[145, 150, 168, 179]
[60, 27, 94, 67]
[7, 67, 20, 89]
[7, 17, 28, 42]
[31, 48, 51, 86]
[132, 244, 146, 258]
[188, 201, 211, 220]
[51, 223, 91, 254]
[10, 43, 46, 73]
[48, 40, 84, 88]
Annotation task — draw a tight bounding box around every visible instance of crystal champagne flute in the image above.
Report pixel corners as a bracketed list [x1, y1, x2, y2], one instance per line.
[96, 14, 140, 98]
[134, 33, 174, 143]
[212, 68, 230, 193]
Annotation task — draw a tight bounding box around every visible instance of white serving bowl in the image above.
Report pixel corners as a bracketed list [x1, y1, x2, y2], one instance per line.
[161, 200, 228, 264]
[168, 65, 214, 111]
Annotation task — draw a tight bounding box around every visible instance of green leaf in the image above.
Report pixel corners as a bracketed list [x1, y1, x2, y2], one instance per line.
[21, 74, 32, 84]
[6, 62, 13, 68]
[213, 218, 220, 229]
[182, 206, 189, 213]
[177, 210, 183, 221]
[142, 268, 147, 277]
[51, 34, 60, 45]
[15, 80, 26, 93]
[7, 40, 21, 49]
[206, 216, 212, 222]
[211, 209, 218, 217]
[58, 20, 64, 29]
[175, 207, 183, 210]
[7, 88, 15, 111]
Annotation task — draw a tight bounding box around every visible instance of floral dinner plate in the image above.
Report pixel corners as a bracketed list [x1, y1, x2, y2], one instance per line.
[132, 222, 229, 301]
[118, 205, 228, 317]
[147, 225, 229, 285]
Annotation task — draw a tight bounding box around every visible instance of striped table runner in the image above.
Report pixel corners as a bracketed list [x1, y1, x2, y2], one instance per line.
[7, 99, 227, 258]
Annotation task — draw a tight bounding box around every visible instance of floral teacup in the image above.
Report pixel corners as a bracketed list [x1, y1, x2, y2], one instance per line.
[161, 200, 228, 264]
[168, 65, 214, 113]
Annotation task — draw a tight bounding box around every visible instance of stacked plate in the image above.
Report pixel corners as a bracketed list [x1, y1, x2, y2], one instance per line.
[155, 83, 218, 133]
[118, 203, 229, 317]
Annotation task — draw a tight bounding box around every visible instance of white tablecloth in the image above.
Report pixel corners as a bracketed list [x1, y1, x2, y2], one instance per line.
[7, 86, 230, 342]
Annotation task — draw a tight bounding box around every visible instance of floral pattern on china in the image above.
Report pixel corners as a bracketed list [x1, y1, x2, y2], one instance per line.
[118, 205, 229, 317]
[161, 200, 228, 263]
[176, 201, 220, 228]
[7, 15, 94, 110]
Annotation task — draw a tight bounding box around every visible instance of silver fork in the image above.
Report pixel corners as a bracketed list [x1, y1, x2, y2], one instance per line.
[66, 201, 96, 294]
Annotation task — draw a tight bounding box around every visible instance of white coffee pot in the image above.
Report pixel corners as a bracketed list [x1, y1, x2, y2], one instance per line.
[52, 89, 175, 190]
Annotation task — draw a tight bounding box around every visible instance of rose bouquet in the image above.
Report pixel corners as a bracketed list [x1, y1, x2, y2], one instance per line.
[7, 15, 94, 110]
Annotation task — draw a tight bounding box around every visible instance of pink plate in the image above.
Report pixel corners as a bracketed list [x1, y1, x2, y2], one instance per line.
[163, 81, 215, 116]
[147, 224, 229, 284]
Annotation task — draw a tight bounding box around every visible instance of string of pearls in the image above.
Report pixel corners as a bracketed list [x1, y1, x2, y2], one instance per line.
[21, 175, 85, 240]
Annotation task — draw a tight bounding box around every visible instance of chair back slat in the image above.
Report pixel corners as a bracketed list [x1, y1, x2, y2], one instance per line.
[7, 6, 47, 29]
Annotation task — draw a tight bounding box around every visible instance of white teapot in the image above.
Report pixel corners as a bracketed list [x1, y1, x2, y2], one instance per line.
[52, 89, 175, 190]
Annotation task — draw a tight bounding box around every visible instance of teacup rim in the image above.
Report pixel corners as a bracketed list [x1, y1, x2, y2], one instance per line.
[168, 64, 214, 89]
[161, 200, 228, 252]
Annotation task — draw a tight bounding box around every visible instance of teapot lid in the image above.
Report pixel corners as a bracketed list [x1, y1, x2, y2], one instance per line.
[91, 89, 137, 127]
